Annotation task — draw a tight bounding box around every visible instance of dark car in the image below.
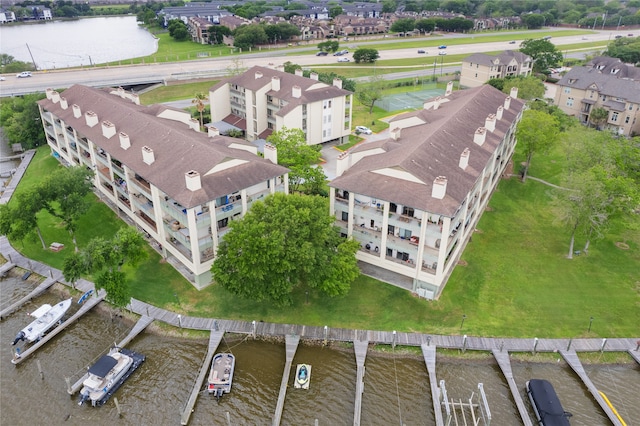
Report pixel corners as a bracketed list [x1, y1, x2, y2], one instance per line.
[508, 40, 516, 44]
[417, 49, 426, 54]
[316, 51, 328, 56]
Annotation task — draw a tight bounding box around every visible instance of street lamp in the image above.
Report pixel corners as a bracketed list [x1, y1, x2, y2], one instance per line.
[588, 316, 594, 333]
[305, 290, 309, 304]
[460, 314, 467, 330]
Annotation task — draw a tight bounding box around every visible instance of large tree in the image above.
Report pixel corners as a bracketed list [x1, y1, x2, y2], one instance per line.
[356, 75, 385, 114]
[487, 76, 545, 100]
[208, 25, 231, 45]
[192, 92, 208, 129]
[211, 193, 360, 306]
[519, 39, 563, 74]
[390, 18, 415, 34]
[604, 36, 640, 64]
[515, 109, 560, 182]
[353, 48, 379, 64]
[0, 94, 46, 149]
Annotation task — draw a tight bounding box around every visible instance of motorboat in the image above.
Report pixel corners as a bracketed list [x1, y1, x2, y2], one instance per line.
[294, 364, 311, 389]
[526, 379, 572, 425]
[78, 348, 145, 407]
[12, 298, 72, 345]
[208, 353, 235, 398]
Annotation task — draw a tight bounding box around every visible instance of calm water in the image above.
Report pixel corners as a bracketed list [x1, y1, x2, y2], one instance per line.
[0, 16, 157, 70]
[1, 274, 639, 425]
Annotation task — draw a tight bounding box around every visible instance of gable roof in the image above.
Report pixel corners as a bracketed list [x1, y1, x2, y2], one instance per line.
[463, 50, 531, 66]
[38, 85, 288, 209]
[330, 85, 525, 217]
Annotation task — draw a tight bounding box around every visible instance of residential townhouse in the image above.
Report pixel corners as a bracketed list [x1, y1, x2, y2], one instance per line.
[209, 66, 353, 145]
[188, 16, 212, 44]
[0, 9, 16, 23]
[554, 57, 640, 137]
[460, 50, 532, 88]
[38, 85, 289, 289]
[160, 3, 232, 26]
[329, 84, 525, 299]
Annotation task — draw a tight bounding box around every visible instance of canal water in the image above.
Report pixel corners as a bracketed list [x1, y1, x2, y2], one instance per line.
[1, 274, 639, 425]
[0, 16, 157, 70]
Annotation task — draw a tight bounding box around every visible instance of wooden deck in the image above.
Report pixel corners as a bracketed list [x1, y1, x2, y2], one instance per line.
[12, 290, 105, 365]
[421, 343, 444, 426]
[492, 349, 533, 426]
[353, 338, 369, 426]
[272, 334, 300, 426]
[180, 329, 224, 426]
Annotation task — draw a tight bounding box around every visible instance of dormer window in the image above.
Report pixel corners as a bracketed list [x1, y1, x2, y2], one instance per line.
[568, 79, 577, 84]
[611, 68, 619, 74]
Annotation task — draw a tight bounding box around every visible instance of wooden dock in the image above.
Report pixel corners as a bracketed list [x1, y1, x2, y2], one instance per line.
[0, 277, 58, 320]
[492, 349, 533, 426]
[353, 336, 369, 426]
[421, 343, 444, 426]
[180, 329, 224, 426]
[272, 334, 300, 426]
[0, 261, 15, 276]
[628, 348, 640, 365]
[559, 350, 624, 426]
[12, 291, 105, 365]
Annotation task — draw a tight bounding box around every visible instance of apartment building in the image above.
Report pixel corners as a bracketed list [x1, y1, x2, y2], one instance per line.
[460, 50, 532, 88]
[209, 66, 353, 145]
[329, 84, 525, 299]
[38, 85, 289, 289]
[554, 56, 640, 137]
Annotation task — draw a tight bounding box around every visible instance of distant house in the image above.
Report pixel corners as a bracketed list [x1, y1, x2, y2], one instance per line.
[188, 17, 213, 44]
[159, 3, 232, 27]
[460, 51, 532, 88]
[30, 6, 52, 20]
[554, 56, 640, 137]
[0, 9, 16, 23]
[329, 84, 525, 299]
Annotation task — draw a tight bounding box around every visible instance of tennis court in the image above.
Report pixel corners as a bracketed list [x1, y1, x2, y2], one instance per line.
[378, 86, 445, 112]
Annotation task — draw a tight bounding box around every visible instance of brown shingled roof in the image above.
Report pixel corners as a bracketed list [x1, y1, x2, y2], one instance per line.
[39, 85, 288, 209]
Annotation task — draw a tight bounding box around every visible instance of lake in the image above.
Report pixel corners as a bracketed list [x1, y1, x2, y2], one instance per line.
[0, 16, 157, 70]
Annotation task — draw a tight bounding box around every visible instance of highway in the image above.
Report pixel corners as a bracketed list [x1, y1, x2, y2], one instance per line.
[0, 28, 626, 97]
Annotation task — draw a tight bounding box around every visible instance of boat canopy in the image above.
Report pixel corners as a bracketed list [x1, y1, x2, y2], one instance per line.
[528, 379, 571, 424]
[88, 355, 118, 377]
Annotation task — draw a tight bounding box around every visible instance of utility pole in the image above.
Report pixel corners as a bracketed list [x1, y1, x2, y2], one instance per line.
[25, 43, 37, 70]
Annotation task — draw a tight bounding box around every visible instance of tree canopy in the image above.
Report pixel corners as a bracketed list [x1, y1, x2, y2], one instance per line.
[353, 48, 379, 64]
[604, 36, 640, 64]
[0, 94, 46, 150]
[211, 193, 360, 306]
[486, 75, 545, 100]
[515, 109, 560, 182]
[519, 39, 563, 73]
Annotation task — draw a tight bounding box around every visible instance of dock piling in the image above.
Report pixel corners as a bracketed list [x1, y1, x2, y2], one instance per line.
[600, 338, 607, 352]
[114, 397, 122, 417]
[566, 338, 572, 351]
[226, 412, 231, 426]
[37, 360, 44, 379]
[323, 325, 328, 346]
[533, 337, 538, 354]
[252, 320, 256, 338]
[392, 330, 396, 349]
[178, 314, 182, 328]
[65, 377, 71, 394]
[462, 335, 467, 353]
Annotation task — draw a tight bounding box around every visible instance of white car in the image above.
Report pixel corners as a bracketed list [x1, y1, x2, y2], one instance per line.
[337, 57, 350, 62]
[16, 71, 32, 78]
[438, 51, 447, 55]
[355, 126, 372, 135]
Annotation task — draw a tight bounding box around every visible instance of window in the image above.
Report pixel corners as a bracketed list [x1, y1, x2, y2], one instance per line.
[563, 87, 571, 94]
[217, 218, 228, 229]
[629, 104, 634, 111]
[611, 112, 618, 122]
[341, 211, 348, 221]
[323, 100, 332, 109]
[402, 206, 414, 217]
[566, 97, 574, 107]
[625, 116, 630, 124]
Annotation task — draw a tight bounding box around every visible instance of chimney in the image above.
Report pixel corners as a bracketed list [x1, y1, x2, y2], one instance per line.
[510, 87, 519, 99]
[85, 111, 98, 127]
[60, 97, 68, 110]
[310, 72, 319, 81]
[445, 81, 453, 96]
[101, 121, 116, 139]
[496, 105, 504, 120]
[474, 127, 486, 145]
[459, 147, 470, 169]
[142, 146, 155, 165]
[295, 69, 303, 77]
[271, 76, 280, 91]
[432, 176, 447, 199]
[504, 96, 511, 110]
[485, 114, 496, 132]
[333, 78, 342, 89]
[45, 88, 54, 99]
[51, 91, 60, 104]
[189, 118, 199, 131]
[336, 151, 349, 177]
[208, 126, 220, 137]
[119, 132, 131, 150]
[390, 127, 401, 140]
[185, 170, 201, 191]
[433, 96, 442, 110]
[255, 71, 263, 79]
[72, 104, 82, 118]
[131, 93, 140, 105]
[117, 87, 125, 98]
[264, 143, 278, 164]
[292, 85, 301, 98]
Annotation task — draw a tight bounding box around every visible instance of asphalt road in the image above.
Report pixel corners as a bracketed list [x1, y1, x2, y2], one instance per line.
[0, 28, 627, 97]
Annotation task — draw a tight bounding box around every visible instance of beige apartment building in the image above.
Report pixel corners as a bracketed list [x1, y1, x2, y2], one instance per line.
[329, 84, 525, 298]
[38, 85, 289, 289]
[554, 57, 640, 137]
[209, 66, 353, 145]
[460, 50, 532, 88]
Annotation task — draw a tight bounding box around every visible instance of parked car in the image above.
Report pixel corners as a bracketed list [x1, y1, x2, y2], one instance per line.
[628, 33, 634, 36]
[417, 49, 426, 54]
[355, 126, 372, 135]
[614, 35, 622, 39]
[438, 45, 447, 49]
[337, 57, 350, 62]
[16, 71, 32, 78]
[438, 51, 447, 55]
[316, 51, 328, 56]
[0, 76, 5, 81]
[508, 40, 516, 44]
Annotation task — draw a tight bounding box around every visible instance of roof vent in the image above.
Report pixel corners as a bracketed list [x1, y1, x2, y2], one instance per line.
[85, 111, 98, 127]
[60, 96, 68, 110]
[208, 126, 220, 137]
[45, 88, 54, 99]
[142, 145, 155, 165]
[445, 81, 453, 96]
[255, 71, 263, 79]
[432, 176, 447, 200]
[101, 120, 116, 139]
[310, 72, 319, 81]
[509, 87, 519, 99]
[51, 91, 60, 104]
[459, 148, 470, 169]
[185, 170, 201, 191]
[72, 104, 82, 118]
[292, 85, 301, 98]
[295, 69, 303, 77]
[119, 132, 130, 150]
[474, 127, 486, 145]
[390, 127, 401, 140]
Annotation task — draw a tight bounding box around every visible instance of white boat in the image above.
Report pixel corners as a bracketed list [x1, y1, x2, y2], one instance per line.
[294, 364, 311, 389]
[79, 348, 145, 407]
[12, 298, 72, 345]
[208, 353, 235, 398]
